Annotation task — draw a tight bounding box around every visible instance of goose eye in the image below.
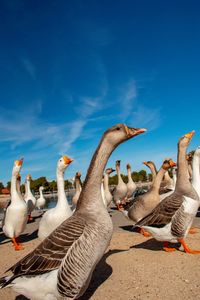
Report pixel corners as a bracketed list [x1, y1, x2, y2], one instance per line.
[116, 127, 120, 130]
[60, 159, 62, 162]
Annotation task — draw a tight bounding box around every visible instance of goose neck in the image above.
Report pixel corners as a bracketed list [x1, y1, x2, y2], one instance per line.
[192, 153, 200, 197]
[152, 167, 166, 191]
[176, 143, 190, 190]
[127, 168, 132, 181]
[103, 173, 109, 192]
[56, 169, 68, 208]
[11, 175, 22, 203]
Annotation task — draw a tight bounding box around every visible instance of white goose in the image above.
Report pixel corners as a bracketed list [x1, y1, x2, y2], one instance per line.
[0, 124, 146, 299]
[113, 160, 127, 210]
[24, 174, 36, 221]
[36, 186, 46, 210]
[38, 155, 73, 241]
[2, 159, 28, 250]
[103, 168, 115, 207]
[126, 163, 137, 200]
[159, 167, 177, 201]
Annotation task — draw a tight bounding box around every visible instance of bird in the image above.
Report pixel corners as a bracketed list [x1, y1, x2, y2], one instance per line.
[72, 172, 82, 207]
[103, 167, 115, 207]
[2, 158, 28, 250]
[112, 160, 127, 210]
[136, 131, 200, 254]
[38, 155, 73, 241]
[143, 161, 157, 183]
[127, 158, 176, 233]
[126, 163, 137, 201]
[0, 124, 146, 299]
[36, 186, 46, 210]
[24, 174, 36, 221]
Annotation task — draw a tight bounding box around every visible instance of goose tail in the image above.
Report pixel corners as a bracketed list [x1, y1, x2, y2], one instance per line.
[0, 276, 12, 288]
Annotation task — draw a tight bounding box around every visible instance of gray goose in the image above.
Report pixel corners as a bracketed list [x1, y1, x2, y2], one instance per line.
[127, 158, 176, 230]
[103, 168, 115, 207]
[136, 131, 200, 254]
[0, 124, 146, 299]
[113, 160, 127, 210]
[72, 172, 82, 207]
[126, 163, 137, 200]
[143, 161, 157, 183]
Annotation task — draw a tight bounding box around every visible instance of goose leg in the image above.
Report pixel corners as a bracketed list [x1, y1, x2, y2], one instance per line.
[163, 241, 176, 252]
[178, 238, 200, 254]
[11, 237, 24, 251]
[140, 228, 151, 237]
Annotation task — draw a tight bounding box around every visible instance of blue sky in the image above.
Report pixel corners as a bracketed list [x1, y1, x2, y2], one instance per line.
[0, 0, 200, 185]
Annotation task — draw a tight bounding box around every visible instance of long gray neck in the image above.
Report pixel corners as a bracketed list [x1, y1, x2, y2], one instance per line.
[188, 163, 193, 179]
[151, 167, 166, 192]
[176, 143, 191, 192]
[116, 164, 123, 183]
[75, 177, 82, 192]
[149, 163, 157, 182]
[77, 137, 114, 211]
[127, 167, 133, 182]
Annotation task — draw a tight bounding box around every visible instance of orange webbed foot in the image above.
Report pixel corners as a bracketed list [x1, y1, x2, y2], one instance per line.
[179, 239, 200, 254]
[140, 228, 151, 237]
[163, 242, 176, 252]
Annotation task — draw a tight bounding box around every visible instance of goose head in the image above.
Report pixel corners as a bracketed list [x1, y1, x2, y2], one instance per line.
[57, 155, 73, 173]
[104, 124, 146, 148]
[186, 151, 194, 162]
[26, 174, 32, 182]
[105, 168, 115, 175]
[116, 160, 121, 167]
[143, 161, 154, 168]
[162, 158, 176, 170]
[126, 163, 131, 169]
[179, 130, 195, 148]
[39, 186, 45, 191]
[75, 172, 81, 178]
[12, 158, 23, 176]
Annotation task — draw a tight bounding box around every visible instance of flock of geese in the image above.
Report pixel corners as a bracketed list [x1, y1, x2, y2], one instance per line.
[0, 124, 200, 299]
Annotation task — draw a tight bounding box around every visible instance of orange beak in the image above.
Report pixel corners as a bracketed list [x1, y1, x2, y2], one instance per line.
[169, 160, 176, 167]
[77, 172, 81, 177]
[143, 161, 148, 166]
[185, 130, 195, 139]
[16, 159, 23, 166]
[63, 156, 73, 165]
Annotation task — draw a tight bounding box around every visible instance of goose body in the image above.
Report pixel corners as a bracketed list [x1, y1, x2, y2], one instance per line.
[3, 159, 28, 250]
[113, 160, 127, 209]
[24, 174, 36, 215]
[72, 172, 82, 207]
[136, 132, 200, 253]
[36, 186, 46, 209]
[38, 156, 73, 241]
[160, 167, 177, 201]
[128, 158, 176, 223]
[0, 124, 146, 299]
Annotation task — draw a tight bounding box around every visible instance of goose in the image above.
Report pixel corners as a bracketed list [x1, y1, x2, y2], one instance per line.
[162, 170, 174, 190]
[113, 160, 127, 210]
[126, 163, 137, 201]
[0, 124, 146, 299]
[103, 168, 115, 207]
[143, 161, 157, 183]
[24, 174, 36, 221]
[160, 167, 177, 201]
[128, 158, 176, 226]
[136, 131, 200, 254]
[2, 159, 28, 250]
[186, 151, 193, 179]
[72, 172, 82, 207]
[36, 186, 46, 210]
[38, 155, 73, 241]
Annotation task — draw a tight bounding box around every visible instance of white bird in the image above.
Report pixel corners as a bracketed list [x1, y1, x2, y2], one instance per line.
[126, 163, 137, 200]
[36, 186, 46, 210]
[3, 159, 28, 251]
[24, 174, 36, 221]
[102, 168, 115, 207]
[0, 124, 146, 299]
[38, 155, 73, 241]
[113, 160, 127, 210]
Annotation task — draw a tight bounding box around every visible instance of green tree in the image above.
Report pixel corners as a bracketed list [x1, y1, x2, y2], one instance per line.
[6, 181, 11, 190]
[0, 182, 4, 193]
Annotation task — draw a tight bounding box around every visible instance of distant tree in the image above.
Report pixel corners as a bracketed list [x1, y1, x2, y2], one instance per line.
[65, 180, 73, 190]
[148, 173, 153, 182]
[0, 182, 4, 193]
[132, 172, 139, 182]
[49, 180, 57, 192]
[30, 177, 48, 192]
[138, 170, 147, 182]
[6, 181, 11, 190]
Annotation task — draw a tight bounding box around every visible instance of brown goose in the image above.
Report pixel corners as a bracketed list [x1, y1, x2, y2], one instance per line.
[0, 124, 146, 299]
[72, 172, 82, 207]
[186, 151, 193, 179]
[128, 158, 176, 224]
[126, 163, 137, 200]
[113, 160, 127, 210]
[136, 131, 200, 254]
[143, 161, 157, 183]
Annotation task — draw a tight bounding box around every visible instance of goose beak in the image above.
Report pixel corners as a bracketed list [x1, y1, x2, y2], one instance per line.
[124, 125, 147, 138]
[169, 160, 176, 167]
[185, 130, 195, 139]
[63, 156, 73, 165]
[143, 161, 148, 166]
[77, 172, 81, 177]
[16, 159, 23, 166]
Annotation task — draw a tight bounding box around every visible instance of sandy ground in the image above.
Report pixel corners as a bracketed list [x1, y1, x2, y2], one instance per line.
[1, 208, 200, 300]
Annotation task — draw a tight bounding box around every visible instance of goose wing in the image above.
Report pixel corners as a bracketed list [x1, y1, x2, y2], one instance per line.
[136, 192, 183, 227]
[6, 215, 86, 280]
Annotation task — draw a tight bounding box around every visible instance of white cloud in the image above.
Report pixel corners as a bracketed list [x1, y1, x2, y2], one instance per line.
[119, 79, 137, 121]
[21, 58, 36, 80]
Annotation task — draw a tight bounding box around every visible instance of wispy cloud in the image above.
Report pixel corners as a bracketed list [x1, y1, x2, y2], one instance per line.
[21, 58, 36, 80]
[119, 79, 137, 121]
